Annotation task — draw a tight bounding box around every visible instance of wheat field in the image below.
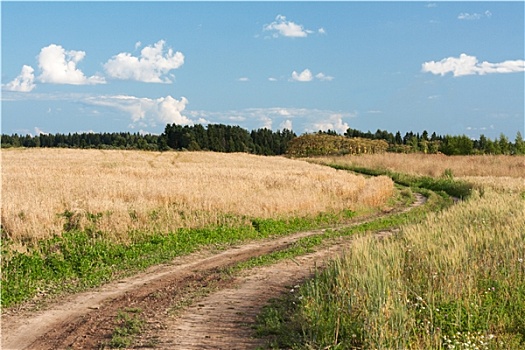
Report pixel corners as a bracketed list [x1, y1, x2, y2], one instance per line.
[313, 153, 525, 178]
[1, 148, 393, 243]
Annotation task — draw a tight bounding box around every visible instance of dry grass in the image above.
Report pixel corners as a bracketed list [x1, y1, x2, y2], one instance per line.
[1, 148, 393, 243]
[314, 153, 525, 178]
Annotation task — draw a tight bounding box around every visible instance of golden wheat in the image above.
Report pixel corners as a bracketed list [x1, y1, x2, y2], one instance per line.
[314, 153, 525, 178]
[1, 148, 393, 243]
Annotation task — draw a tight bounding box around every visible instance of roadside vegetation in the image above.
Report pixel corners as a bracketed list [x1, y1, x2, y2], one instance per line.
[256, 156, 525, 349]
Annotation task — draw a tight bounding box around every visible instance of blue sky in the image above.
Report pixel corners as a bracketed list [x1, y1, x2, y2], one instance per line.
[2, 1, 524, 140]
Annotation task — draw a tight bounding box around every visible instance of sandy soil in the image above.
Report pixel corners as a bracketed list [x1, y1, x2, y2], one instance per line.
[1, 194, 425, 350]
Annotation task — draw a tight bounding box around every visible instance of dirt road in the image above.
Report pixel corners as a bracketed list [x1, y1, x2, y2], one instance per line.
[1, 194, 425, 350]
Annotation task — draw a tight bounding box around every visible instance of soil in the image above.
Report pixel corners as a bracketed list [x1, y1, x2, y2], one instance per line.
[1, 194, 425, 350]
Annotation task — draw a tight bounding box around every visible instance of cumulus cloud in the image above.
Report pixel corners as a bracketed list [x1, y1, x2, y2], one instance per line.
[264, 15, 312, 38]
[4, 65, 36, 92]
[422, 53, 525, 77]
[280, 119, 293, 130]
[313, 114, 350, 134]
[291, 69, 334, 82]
[104, 40, 184, 83]
[84, 94, 191, 127]
[237, 77, 249, 82]
[157, 96, 192, 124]
[291, 69, 313, 82]
[38, 44, 105, 85]
[458, 10, 492, 20]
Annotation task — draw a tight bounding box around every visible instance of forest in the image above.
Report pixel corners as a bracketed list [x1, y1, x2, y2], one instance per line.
[1, 123, 524, 156]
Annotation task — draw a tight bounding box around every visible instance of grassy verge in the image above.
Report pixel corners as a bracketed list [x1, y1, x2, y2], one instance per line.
[0, 206, 368, 308]
[256, 170, 524, 349]
[323, 162, 474, 199]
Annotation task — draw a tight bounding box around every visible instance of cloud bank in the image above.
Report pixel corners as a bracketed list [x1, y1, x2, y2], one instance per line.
[104, 40, 184, 83]
[422, 54, 525, 77]
[84, 94, 191, 127]
[186, 107, 355, 134]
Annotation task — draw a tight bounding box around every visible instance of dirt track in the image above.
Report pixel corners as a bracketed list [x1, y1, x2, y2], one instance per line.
[1, 194, 425, 350]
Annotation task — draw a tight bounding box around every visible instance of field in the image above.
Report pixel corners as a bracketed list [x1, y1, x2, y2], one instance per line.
[311, 153, 525, 178]
[260, 154, 525, 349]
[1, 148, 393, 245]
[2, 149, 524, 349]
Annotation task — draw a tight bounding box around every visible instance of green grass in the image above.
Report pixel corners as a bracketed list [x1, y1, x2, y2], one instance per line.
[327, 163, 474, 199]
[0, 206, 366, 308]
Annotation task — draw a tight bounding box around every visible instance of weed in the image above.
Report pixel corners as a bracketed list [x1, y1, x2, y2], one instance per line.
[107, 308, 144, 349]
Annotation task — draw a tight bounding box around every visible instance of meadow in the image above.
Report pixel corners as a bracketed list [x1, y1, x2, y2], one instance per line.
[259, 154, 525, 349]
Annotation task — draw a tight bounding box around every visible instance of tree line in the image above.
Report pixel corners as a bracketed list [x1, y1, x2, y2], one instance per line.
[343, 128, 525, 155]
[1, 124, 524, 156]
[0, 124, 297, 156]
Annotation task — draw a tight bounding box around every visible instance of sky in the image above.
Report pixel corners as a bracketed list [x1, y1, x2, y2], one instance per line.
[1, 1, 524, 140]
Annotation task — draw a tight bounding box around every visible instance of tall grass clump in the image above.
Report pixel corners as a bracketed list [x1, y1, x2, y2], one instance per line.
[289, 189, 524, 349]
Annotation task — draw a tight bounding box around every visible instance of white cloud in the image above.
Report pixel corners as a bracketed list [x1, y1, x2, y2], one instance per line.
[291, 69, 334, 82]
[157, 96, 191, 125]
[313, 114, 350, 134]
[4, 65, 36, 92]
[34, 127, 49, 135]
[291, 69, 313, 82]
[277, 109, 291, 116]
[238, 77, 249, 82]
[84, 94, 191, 127]
[260, 116, 273, 129]
[228, 116, 247, 122]
[280, 119, 293, 130]
[315, 72, 334, 81]
[186, 107, 356, 134]
[38, 44, 105, 85]
[422, 53, 525, 77]
[318, 28, 326, 35]
[458, 10, 492, 20]
[263, 15, 311, 38]
[104, 40, 184, 83]
[268, 77, 278, 82]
